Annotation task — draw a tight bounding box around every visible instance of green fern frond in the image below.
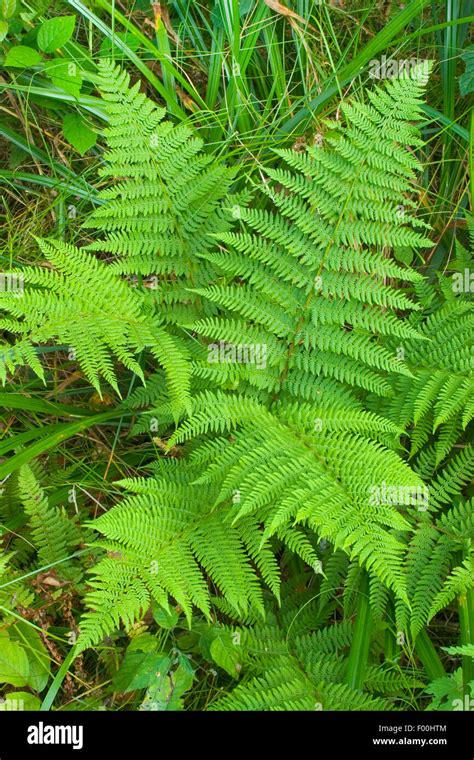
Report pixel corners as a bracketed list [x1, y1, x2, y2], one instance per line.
[77, 463, 281, 650]
[17, 464, 78, 576]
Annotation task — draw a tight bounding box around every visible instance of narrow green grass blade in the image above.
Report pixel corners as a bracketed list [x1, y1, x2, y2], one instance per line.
[0, 170, 100, 203]
[0, 76, 108, 119]
[92, 0, 208, 110]
[415, 629, 446, 681]
[0, 411, 131, 479]
[0, 392, 94, 416]
[67, 0, 187, 119]
[0, 125, 98, 191]
[458, 587, 474, 696]
[0, 424, 69, 456]
[345, 572, 372, 691]
[280, 0, 432, 134]
[41, 645, 78, 711]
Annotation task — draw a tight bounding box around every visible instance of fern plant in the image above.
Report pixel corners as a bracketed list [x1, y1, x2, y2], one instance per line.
[364, 216, 474, 688]
[0, 464, 82, 586]
[374, 213, 473, 467]
[84, 59, 238, 322]
[74, 65, 443, 660]
[162, 67, 435, 603]
[0, 239, 172, 396]
[5, 59, 470, 711]
[205, 583, 425, 711]
[77, 459, 280, 650]
[0, 60, 239, 415]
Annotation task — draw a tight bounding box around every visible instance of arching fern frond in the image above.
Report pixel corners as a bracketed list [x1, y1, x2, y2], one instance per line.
[77, 461, 281, 650]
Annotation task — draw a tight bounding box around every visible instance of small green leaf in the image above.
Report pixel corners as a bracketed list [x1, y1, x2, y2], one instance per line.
[10, 623, 50, 693]
[0, 20, 8, 40]
[0, 692, 41, 711]
[425, 669, 464, 711]
[37, 15, 76, 53]
[113, 651, 171, 693]
[1, 0, 16, 19]
[170, 664, 194, 697]
[62, 113, 97, 155]
[177, 653, 195, 676]
[127, 633, 159, 653]
[0, 635, 30, 687]
[210, 633, 242, 678]
[152, 603, 179, 630]
[394, 246, 414, 266]
[4, 45, 42, 68]
[44, 58, 82, 98]
[142, 664, 194, 711]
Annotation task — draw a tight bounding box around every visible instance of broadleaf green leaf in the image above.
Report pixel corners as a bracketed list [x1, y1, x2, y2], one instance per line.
[0, 692, 41, 711]
[210, 633, 242, 678]
[152, 604, 179, 630]
[4, 45, 42, 67]
[37, 15, 76, 53]
[44, 58, 82, 98]
[0, 635, 30, 687]
[113, 652, 171, 693]
[10, 623, 51, 693]
[62, 113, 97, 154]
[1, 0, 15, 19]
